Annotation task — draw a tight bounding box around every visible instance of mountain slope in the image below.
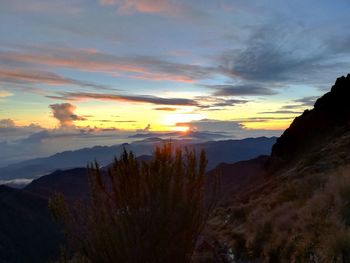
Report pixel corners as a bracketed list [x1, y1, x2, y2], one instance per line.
[206, 74, 350, 262]
[270, 74, 350, 169]
[0, 186, 63, 263]
[24, 168, 90, 202]
[207, 155, 269, 202]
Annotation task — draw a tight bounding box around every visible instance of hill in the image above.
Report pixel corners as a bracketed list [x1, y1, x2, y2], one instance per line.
[269, 74, 350, 170]
[0, 186, 63, 263]
[206, 74, 350, 262]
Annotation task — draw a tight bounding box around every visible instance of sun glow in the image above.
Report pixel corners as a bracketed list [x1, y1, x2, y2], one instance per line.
[172, 125, 190, 132]
[161, 113, 204, 131]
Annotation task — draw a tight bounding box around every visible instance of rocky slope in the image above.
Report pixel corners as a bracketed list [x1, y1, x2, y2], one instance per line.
[269, 74, 350, 170]
[206, 74, 350, 262]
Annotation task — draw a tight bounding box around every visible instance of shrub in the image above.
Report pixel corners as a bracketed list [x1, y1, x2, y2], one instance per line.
[50, 144, 216, 263]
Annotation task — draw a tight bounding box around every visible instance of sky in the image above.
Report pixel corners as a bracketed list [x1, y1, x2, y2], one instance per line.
[1, 0, 350, 164]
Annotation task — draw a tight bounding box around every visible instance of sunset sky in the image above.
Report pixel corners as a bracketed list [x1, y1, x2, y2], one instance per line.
[1, 0, 350, 163]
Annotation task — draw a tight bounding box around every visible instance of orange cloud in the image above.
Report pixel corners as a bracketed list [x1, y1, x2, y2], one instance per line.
[50, 103, 86, 127]
[99, 0, 185, 16]
[154, 107, 177, 111]
[0, 67, 107, 88]
[0, 47, 215, 83]
[48, 92, 199, 106]
[0, 90, 13, 98]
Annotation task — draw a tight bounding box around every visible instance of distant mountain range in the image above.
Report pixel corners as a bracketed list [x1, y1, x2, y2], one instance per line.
[0, 137, 277, 186]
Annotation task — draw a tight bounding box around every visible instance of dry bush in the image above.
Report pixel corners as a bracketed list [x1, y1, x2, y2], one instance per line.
[50, 144, 216, 263]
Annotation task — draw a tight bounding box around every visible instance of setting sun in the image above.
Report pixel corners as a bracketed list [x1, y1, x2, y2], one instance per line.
[162, 113, 204, 128]
[172, 125, 190, 132]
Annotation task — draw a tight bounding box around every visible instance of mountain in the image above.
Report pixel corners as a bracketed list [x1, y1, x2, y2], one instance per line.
[206, 74, 350, 262]
[23, 137, 275, 203]
[24, 168, 90, 202]
[0, 144, 135, 182]
[0, 137, 276, 186]
[206, 155, 269, 202]
[0, 137, 274, 263]
[0, 186, 63, 263]
[269, 74, 350, 169]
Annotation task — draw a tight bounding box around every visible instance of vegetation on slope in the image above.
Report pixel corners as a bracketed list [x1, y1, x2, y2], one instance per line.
[50, 144, 217, 263]
[207, 74, 350, 262]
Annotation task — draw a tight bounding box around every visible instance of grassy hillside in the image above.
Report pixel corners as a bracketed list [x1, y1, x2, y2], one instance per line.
[204, 75, 350, 262]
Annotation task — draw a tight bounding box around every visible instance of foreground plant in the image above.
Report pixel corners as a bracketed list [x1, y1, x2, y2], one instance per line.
[50, 144, 216, 263]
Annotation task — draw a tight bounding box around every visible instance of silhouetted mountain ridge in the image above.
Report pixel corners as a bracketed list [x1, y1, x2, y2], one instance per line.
[270, 74, 350, 169]
[207, 74, 350, 262]
[0, 137, 276, 184]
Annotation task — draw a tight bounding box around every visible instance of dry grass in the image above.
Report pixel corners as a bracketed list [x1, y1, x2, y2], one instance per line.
[208, 165, 350, 262]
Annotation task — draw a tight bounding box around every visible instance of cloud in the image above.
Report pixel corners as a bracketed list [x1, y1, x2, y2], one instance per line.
[208, 84, 277, 96]
[0, 47, 217, 83]
[0, 119, 44, 142]
[99, 0, 186, 16]
[219, 36, 313, 82]
[50, 103, 86, 127]
[293, 96, 318, 107]
[198, 97, 247, 110]
[97, 119, 136, 123]
[0, 125, 129, 167]
[258, 110, 303, 114]
[177, 119, 243, 133]
[0, 119, 16, 128]
[281, 96, 319, 110]
[153, 107, 177, 111]
[48, 92, 199, 106]
[0, 67, 109, 89]
[237, 116, 295, 123]
[0, 90, 13, 98]
[1, 0, 81, 14]
[217, 22, 345, 85]
[175, 118, 283, 138]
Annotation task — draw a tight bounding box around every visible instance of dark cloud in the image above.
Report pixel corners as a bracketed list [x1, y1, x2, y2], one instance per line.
[50, 103, 86, 127]
[258, 110, 303, 114]
[219, 42, 316, 83]
[237, 116, 295, 123]
[217, 22, 346, 85]
[294, 96, 318, 107]
[48, 92, 199, 106]
[199, 98, 247, 110]
[208, 84, 277, 96]
[281, 96, 319, 110]
[153, 107, 177, 111]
